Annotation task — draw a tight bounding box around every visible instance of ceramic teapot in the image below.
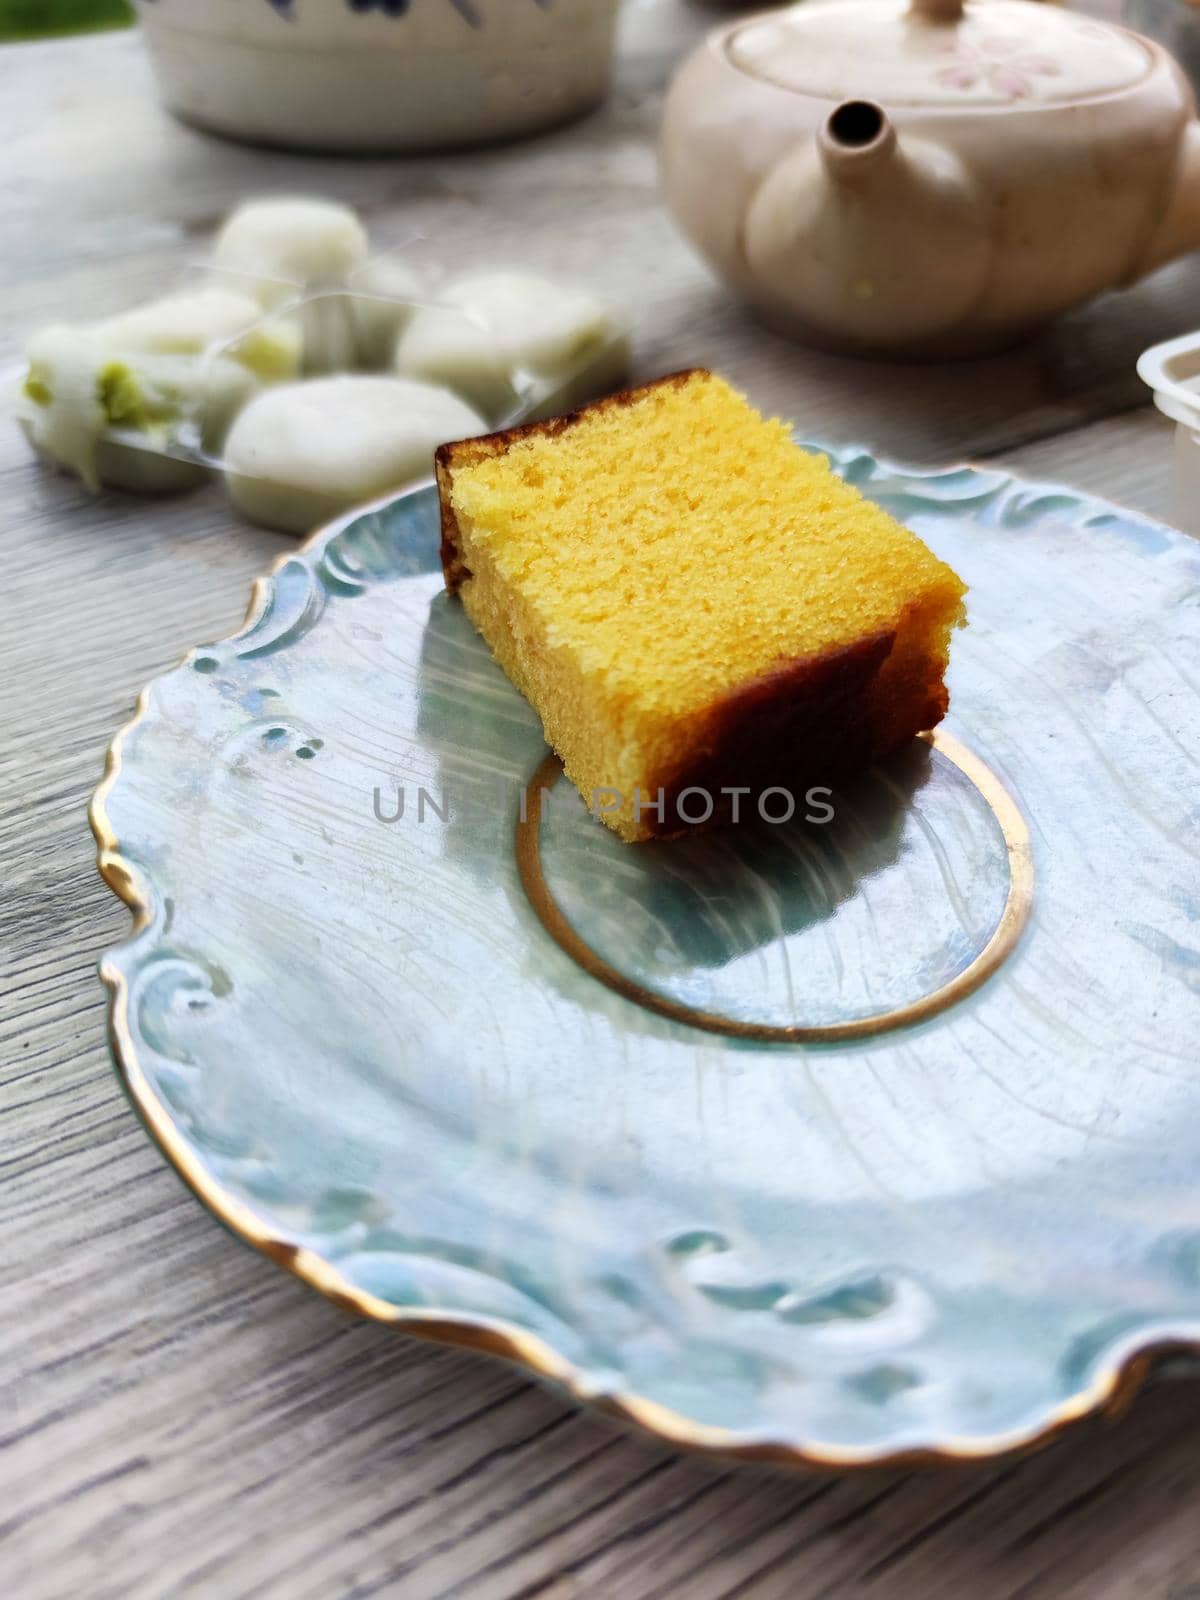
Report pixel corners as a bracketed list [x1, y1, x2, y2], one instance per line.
[660, 0, 1200, 358]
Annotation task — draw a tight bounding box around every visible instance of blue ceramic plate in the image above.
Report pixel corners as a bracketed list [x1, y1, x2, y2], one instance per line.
[92, 445, 1200, 1467]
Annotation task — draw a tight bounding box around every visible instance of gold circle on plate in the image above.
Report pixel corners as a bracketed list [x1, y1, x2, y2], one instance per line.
[515, 729, 1034, 1043]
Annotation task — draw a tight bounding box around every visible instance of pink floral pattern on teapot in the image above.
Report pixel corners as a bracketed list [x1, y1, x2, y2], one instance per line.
[934, 34, 1061, 100]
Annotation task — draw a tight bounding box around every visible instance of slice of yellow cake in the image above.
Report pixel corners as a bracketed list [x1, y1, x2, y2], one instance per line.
[436, 370, 966, 842]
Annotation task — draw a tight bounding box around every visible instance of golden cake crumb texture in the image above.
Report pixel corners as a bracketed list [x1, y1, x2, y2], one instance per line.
[437, 370, 967, 841]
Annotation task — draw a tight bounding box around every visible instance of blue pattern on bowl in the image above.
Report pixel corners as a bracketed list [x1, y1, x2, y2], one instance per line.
[147, 0, 554, 21]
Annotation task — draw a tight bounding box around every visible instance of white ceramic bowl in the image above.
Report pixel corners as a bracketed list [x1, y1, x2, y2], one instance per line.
[133, 0, 620, 153]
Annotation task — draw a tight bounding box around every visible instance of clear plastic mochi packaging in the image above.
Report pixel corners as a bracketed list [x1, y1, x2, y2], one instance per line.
[15, 196, 630, 535]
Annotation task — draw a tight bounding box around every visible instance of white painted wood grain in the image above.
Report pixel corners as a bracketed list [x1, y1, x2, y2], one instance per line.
[4, 10, 1200, 1598]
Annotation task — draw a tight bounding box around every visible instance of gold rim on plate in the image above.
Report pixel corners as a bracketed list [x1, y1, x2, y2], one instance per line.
[515, 731, 1034, 1044]
[87, 483, 1192, 1472]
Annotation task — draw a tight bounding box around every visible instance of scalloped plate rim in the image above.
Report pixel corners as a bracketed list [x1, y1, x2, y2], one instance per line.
[89, 448, 1200, 1471]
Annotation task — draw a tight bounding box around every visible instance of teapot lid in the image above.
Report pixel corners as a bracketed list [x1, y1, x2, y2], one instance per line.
[727, 0, 1152, 108]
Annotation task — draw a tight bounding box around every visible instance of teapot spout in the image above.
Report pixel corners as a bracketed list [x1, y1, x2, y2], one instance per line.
[1135, 120, 1200, 278]
[819, 100, 897, 185]
[743, 102, 990, 351]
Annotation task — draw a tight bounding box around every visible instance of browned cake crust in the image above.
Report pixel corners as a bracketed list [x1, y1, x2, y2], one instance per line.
[652, 633, 896, 837]
[650, 629, 948, 838]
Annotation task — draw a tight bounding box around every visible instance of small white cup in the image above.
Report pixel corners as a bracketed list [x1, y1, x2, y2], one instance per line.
[1138, 330, 1200, 537]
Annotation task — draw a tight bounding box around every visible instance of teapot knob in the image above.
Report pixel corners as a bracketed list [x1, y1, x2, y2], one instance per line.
[909, 0, 964, 20]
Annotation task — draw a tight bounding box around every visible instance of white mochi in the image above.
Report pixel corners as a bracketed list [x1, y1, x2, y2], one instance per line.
[222, 375, 484, 534]
[214, 197, 370, 305]
[21, 325, 257, 492]
[129, 352, 261, 450]
[19, 400, 213, 496]
[350, 256, 425, 369]
[93, 287, 263, 354]
[21, 326, 109, 489]
[90, 439, 213, 497]
[393, 305, 519, 421]
[295, 295, 364, 377]
[225, 317, 305, 384]
[94, 287, 302, 383]
[441, 271, 616, 376]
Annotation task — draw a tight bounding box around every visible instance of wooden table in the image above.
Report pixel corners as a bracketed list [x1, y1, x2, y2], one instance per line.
[5, 12, 1200, 1598]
